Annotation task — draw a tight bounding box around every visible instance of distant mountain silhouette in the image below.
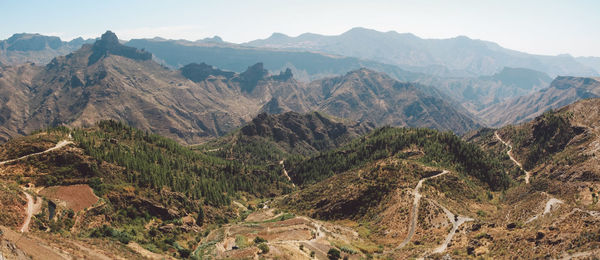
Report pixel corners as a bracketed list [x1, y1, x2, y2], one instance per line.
[0, 33, 93, 65]
[246, 27, 599, 77]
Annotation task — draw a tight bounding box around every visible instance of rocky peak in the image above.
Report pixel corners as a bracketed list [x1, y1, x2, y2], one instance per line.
[199, 36, 223, 43]
[181, 62, 234, 82]
[237, 62, 269, 92]
[99, 31, 119, 45]
[88, 31, 152, 65]
[271, 68, 293, 81]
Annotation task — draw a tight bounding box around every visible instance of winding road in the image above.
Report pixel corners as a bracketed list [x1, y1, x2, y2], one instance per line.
[20, 192, 42, 233]
[0, 140, 73, 166]
[0, 138, 73, 233]
[525, 196, 564, 223]
[395, 170, 449, 250]
[426, 199, 473, 255]
[494, 131, 530, 184]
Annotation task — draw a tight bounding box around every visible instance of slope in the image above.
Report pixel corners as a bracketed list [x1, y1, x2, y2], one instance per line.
[0, 121, 294, 258]
[0, 31, 312, 144]
[0, 33, 484, 144]
[417, 67, 552, 112]
[308, 69, 483, 134]
[478, 76, 600, 127]
[202, 111, 374, 164]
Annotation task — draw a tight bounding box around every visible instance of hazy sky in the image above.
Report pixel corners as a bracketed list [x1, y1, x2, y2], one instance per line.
[1, 0, 599, 57]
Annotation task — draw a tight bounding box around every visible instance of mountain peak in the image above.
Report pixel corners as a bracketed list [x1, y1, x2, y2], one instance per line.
[267, 32, 290, 41]
[237, 62, 269, 92]
[271, 68, 293, 81]
[99, 30, 119, 45]
[181, 62, 234, 82]
[345, 67, 378, 77]
[88, 31, 152, 65]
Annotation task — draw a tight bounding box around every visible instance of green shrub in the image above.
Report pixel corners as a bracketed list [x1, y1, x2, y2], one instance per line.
[178, 248, 191, 258]
[258, 243, 269, 254]
[327, 248, 341, 260]
[254, 236, 267, 244]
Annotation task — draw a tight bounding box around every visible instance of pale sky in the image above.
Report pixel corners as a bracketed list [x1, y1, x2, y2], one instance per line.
[1, 0, 599, 57]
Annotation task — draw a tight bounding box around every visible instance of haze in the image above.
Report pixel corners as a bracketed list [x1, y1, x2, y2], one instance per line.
[1, 0, 599, 57]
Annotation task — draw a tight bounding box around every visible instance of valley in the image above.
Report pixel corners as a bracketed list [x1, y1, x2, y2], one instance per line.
[1, 85, 600, 259]
[0, 7, 599, 258]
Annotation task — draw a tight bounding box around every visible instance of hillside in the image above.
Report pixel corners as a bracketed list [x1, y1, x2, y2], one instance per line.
[478, 76, 600, 127]
[415, 67, 553, 113]
[0, 33, 92, 65]
[0, 31, 313, 144]
[307, 69, 483, 134]
[495, 98, 600, 181]
[0, 32, 484, 144]
[203, 111, 374, 165]
[246, 27, 599, 77]
[1, 103, 600, 258]
[272, 104, 600, 258]
[1, 32, 564, 121]
[0, 121, 293, 258]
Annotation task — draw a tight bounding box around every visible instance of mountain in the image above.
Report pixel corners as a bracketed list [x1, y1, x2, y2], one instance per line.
[416, 67, 553, 112]
[0, 121, 293, 258]
[203, 111, 374, 165]
[495, 98, 600, 182]
[577, 56, 600, 73]
[0, 33, 93, 65]
[125, 37, 422, 82]
[246, 27, 599, 77]
[0, 31, 312, 144]
[0, 31, 483, 144]
[2, 101, 600, 259]
[306, 68, 482, 134]
[477, 76, 600, 127]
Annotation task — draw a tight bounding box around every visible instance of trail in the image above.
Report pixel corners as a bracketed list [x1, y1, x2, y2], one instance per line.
[395, 170, 449, 250]
[494, 131, 530, 184]
[0, 140, 73, 166]
[279, 160, 294, 187]
[0, 138, 73, 233]
[526, 195, 564, 224]
[20, 192, 42, 233]
[425, 199, 473, 256]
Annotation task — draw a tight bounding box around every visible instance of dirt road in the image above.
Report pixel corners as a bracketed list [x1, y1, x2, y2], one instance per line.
[20, 192, 42, 233]
[395, 170, 449, 250]
[494, 131, 530, 184]
[0, 140, 73, 166]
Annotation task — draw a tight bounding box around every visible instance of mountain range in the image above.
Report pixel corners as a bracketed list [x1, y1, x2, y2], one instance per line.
[0, 31, 481, 144]
[478, 76, 600, 126]
[246, 27, 599, 77]
[0, 33, 93, 65]
[1, 28, 600, 259]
